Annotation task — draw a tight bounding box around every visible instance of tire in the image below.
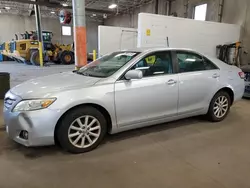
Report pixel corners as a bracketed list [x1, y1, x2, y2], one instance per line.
[60, 51, 74, 65]
[207, 91, 231, 122]
[53, 51, 62, 65]
[30, 50, 40, 66]
[70, 51, 75, 63]
[57, 106, 107, 153]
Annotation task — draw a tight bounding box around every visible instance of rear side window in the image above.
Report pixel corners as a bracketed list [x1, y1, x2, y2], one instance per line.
[177, 51, 217, 73]
[203, 57, 218, 70]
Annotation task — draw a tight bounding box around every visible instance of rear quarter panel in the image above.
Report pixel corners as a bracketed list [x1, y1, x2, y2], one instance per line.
[206, 57, 244, 103]
[218, 65, 244, 102]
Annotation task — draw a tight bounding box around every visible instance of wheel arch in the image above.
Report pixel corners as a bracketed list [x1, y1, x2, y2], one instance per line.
[215, 87, 234, 105]
[54, 103, 113, 145]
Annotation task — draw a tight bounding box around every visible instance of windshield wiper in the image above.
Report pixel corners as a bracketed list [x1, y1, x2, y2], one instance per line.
[88, 74, 105, 78]
[74, 71, 104, 78]
[73, 70, 87, 76]
[77, 72, 89, 76]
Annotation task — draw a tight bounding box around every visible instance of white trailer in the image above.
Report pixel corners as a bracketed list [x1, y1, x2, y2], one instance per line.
[98, 26, 137, 57]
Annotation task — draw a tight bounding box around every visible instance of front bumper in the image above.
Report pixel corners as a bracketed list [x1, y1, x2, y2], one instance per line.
[3, 92, 59, 147]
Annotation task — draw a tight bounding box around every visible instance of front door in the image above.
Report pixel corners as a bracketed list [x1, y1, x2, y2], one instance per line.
[114, 51, 179, 127]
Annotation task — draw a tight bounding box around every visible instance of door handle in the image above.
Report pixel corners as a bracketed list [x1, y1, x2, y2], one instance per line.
[212, 73, 220, 78]
[167, 79, 177, 85]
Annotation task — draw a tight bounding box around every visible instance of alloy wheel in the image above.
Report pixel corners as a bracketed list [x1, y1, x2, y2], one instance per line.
[213, 96, 229, 118]
[68, 115, 101, 148]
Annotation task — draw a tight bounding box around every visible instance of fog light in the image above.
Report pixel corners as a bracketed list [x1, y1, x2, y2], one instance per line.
[19, 131, 29, 140]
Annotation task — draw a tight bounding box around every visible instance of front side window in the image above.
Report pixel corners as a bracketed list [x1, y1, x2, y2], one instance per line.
[131, 51, 173, 77]
[177, 52, 217, 73]
[77, 51, 140, 78]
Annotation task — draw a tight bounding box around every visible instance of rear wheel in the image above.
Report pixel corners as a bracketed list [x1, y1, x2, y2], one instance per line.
[57, 106, 107, 153]
[60, 51, 74, 65]
[207, 91, 231, 122]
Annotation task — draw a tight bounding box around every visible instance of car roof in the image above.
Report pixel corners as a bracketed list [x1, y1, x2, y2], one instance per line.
[120, 47, 231, 70]
[122, 47, 197, 53]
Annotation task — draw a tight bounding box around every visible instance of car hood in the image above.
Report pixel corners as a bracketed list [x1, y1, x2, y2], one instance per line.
[11, 72, 101, 98]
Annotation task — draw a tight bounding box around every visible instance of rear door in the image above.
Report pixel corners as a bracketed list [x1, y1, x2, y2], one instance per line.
[174, 50, 220, 115]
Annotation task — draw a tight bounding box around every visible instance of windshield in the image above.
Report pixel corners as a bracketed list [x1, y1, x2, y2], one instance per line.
[42, 32, 52, 42]
[76, 51, 140, 78]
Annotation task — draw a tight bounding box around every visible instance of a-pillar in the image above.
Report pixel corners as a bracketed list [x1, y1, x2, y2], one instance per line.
[72, 0, 87, 69]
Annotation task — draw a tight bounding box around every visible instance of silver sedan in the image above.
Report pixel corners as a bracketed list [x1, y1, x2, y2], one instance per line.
[3, 48, 245, 153]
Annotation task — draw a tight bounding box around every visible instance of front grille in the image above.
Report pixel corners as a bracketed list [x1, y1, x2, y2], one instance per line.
[4, 97, 16, 109]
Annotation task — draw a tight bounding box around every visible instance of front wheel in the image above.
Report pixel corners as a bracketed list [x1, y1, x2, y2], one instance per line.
[30, 50, 40, 66]
[57, 106, 107, 153]
[207, 91, 231, 122]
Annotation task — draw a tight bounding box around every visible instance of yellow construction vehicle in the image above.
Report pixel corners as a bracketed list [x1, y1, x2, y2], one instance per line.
[1, 30, 74, 65]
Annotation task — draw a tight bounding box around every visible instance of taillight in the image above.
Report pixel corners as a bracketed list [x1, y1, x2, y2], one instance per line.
[238, 72, 245, 79]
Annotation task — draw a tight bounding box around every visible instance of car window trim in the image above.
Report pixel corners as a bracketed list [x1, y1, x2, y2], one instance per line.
[117, 50, 177, 81]
[173, 50, 219, 73]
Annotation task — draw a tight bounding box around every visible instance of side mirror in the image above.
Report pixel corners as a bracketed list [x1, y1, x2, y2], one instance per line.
[125, 70, 143, 80]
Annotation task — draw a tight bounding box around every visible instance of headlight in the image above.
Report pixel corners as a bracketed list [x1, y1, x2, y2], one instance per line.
[13, 98, 56, 112]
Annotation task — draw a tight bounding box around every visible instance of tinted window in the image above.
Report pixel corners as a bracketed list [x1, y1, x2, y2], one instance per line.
[177, 52, 217, 73]
[131, 51, 173, 77]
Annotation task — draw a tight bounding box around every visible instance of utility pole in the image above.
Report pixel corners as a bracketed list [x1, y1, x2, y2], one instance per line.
[72, 0, 87, 69]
